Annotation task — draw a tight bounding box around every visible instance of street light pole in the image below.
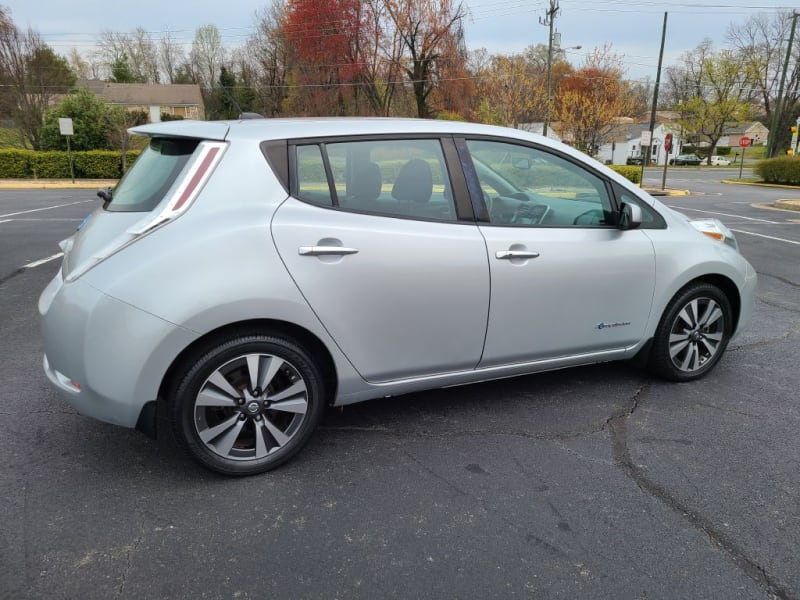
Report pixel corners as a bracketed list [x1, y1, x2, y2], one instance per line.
[541, 0, 559, 138]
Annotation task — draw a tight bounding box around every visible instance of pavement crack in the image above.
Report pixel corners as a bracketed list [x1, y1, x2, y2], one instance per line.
[0, 267, 25, 287]
[695, 401, 761, 419]
[757, 271, 800, 288]
[117, 535, 143, 598]
[729, 324, 800, 352]
[322, 425, 608, 442]
[608, 384, 796, 600]
[757, 295, 800, 314]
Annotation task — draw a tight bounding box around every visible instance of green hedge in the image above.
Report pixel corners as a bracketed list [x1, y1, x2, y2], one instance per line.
[608, 165, 641, 184]
[0, 150, 32, 178]
[0, 149, 140, 179]
[755, 156, 800, 185]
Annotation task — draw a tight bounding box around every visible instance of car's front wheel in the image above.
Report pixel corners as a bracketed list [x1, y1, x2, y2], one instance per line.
[170, 334, 325, 475]
[649, 283, 733, 382]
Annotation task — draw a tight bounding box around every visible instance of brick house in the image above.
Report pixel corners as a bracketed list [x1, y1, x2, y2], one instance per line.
[77, 79, 205, 122]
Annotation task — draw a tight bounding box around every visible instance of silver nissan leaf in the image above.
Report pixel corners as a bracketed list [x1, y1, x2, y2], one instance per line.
[39, 118, 757, 475]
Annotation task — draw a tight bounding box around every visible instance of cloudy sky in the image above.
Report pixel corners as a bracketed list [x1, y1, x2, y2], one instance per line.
[4, 0, 794, 81]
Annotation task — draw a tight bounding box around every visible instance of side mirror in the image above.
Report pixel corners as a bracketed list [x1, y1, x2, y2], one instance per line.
[97, 187, 113, 203]
[513, 158, 532, 170]
[618, 202, 642, 230]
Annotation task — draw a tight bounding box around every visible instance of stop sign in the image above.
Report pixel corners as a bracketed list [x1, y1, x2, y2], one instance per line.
[739, 136, 752, 147]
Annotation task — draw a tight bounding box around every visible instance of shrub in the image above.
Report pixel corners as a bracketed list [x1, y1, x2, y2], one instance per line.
[30, 151, 73, 178]
[715, 146, 731, 156]
[608, 165, 641, 184]
[0, 150, 33, 178]
[755, 156, 800, 185]
[0, 149, 140, 179]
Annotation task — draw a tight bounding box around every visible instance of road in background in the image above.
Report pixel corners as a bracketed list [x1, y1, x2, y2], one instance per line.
[1, 186, 798, 599]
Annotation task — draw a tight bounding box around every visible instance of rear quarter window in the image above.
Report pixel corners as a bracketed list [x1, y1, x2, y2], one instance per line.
[105, 138, 199, 212]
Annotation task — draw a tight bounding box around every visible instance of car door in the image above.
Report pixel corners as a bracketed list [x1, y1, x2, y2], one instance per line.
[461, 138, 657, 367]
[271, 137, 490, 383]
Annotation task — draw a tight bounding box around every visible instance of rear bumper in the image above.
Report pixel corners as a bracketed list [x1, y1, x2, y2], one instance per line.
[39, 269, 196, 429]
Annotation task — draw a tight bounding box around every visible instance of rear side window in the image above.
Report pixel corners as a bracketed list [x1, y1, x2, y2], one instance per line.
[293, 138, 457, 221]
[105, 138, 199, 212]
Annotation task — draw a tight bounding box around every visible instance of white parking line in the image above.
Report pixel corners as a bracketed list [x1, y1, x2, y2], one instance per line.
[668, 205, 781, 224]
[0, 199, 94, 219]
[0, 219, 11, 225]
[729, 229, 800, 246]
[22, 252, 64, 269]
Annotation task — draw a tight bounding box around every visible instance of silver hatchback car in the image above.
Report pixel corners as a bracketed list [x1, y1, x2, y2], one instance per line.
[40, 118, 756, 475]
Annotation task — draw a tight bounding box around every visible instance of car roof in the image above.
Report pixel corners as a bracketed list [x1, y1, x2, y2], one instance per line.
[130, 117, 652, 201]
[132, 117, 547, 146]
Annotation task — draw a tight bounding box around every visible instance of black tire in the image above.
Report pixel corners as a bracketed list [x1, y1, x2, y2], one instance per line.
[170, 334, 325, 476]
[649, 283, 733, 382]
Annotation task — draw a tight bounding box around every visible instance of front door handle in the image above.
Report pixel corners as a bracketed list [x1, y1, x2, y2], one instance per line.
[495, 250, 539, 260]
[298, 245, 359, 256]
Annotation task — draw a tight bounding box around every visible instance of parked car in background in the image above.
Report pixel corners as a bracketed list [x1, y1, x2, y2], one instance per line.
[710, 155, 731, 166]
[669, 154, 703, 166]
[626, 155, 644, 165]
[39, 118, 757, 476]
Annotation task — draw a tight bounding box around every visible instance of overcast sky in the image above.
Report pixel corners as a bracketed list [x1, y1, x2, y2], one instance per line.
[4, 0, 794, 81]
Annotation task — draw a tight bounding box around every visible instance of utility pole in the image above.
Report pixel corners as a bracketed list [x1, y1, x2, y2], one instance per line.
[540, 0, 559, 138]
[647, 13, 668, 165]
[768, 10, 799, 158]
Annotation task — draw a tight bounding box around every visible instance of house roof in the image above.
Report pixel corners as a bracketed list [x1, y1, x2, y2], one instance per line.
[77, 79, 204, 107]
[722, 121, 766, 135]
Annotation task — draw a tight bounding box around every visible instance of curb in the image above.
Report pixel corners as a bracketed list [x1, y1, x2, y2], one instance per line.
[0, 179, 117, 190]
[644, 188, 691, 197]
[773, 199, 800, 212]
[720, 179, 800, 190]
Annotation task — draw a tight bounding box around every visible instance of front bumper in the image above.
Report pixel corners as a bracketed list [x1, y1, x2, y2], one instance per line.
[39, 269, 197, 429]
[735, 258, 758, 338]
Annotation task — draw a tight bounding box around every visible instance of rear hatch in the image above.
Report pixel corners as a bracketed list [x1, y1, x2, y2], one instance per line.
[62, 121, 229, 282]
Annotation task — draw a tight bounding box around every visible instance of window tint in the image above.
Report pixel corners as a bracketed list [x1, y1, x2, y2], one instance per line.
[466, 139, 614, 227]
[105, 138, 198, 212]
[296, 144, 332, 206]
[294, 139, 456, 221]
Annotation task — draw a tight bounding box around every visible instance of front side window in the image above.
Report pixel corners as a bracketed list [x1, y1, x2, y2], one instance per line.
[294, 139, 456, 221]
[106, 137, 199, 212]
[466, 139, 614, 227]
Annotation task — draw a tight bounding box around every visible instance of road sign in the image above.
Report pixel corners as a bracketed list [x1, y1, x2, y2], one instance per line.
[664, 133, 673, 152]
[739, 136, 752, 148]
[641, 130, 652, 146]
[58, 118, 73, 136]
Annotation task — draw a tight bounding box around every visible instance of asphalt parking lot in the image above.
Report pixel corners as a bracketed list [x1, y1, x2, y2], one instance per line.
[1, 180, 799, 599]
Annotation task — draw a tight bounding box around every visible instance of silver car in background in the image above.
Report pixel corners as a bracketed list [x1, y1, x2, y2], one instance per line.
[39, 118, 757, 475]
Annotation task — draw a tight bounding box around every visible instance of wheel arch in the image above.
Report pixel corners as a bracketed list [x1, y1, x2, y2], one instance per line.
[158, 319, 339, 417]
[687, 273, 741, 334]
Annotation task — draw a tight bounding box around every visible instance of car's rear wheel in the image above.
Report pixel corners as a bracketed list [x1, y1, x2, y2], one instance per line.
[649, 283, 733, 381]
[170, 334, 325, 476]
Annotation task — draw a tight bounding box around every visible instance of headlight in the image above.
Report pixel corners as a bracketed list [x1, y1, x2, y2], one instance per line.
[689, 218, 738, 251]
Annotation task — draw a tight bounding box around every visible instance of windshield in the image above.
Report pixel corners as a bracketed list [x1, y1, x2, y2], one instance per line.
[105, 137, 199, 212]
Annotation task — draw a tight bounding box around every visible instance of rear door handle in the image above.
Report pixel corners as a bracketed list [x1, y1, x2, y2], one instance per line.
[298, 246, 359, 256]
[495, 250, 539, 260]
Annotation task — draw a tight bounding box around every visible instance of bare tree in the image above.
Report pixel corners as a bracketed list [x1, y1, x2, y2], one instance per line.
[245, 1, 291, 116]
[129, 26, 160, 83]
[356, 0, 403, 116]
[191, 24, 225, 90]
[728, 11, 799, 155]
[0, 8, 75, 149]
[158, 30, 186, 84]
[386, 0, 467, 118]
[667, 40, 753, 161]
[66, 47, 92, 80]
